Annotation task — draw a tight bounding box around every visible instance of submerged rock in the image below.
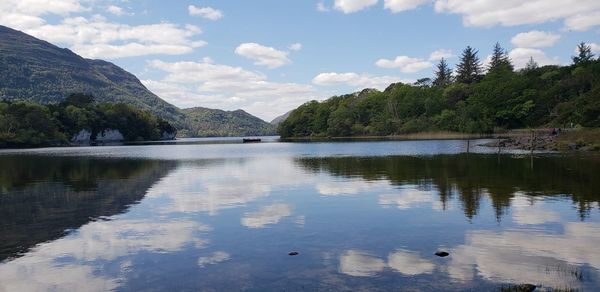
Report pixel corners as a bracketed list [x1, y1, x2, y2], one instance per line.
[288, 251, 299, 256]
[435, 251, 449, 257]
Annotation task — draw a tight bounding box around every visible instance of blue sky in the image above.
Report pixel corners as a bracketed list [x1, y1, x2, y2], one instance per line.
[1, 0, 599, 120]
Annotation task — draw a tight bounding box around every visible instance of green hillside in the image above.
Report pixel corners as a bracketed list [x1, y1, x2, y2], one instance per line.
[181, 107, 276, 137]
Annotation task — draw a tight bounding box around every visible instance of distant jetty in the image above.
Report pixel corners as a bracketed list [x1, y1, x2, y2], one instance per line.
[243, 138, 262, 143]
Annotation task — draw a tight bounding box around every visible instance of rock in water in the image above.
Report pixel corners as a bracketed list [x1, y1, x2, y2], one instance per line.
[288, 251, 299, 256]
[435, 251, 449, 257]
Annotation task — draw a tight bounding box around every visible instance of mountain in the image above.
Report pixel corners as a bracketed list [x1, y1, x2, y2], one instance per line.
[0, 25, 275, 137]
[181, 107, 276, 137]
[0, 25, 185, 125]
[270, 110, 293, 126]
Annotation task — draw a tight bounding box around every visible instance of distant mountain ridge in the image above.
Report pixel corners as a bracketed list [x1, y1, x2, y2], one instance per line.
[0, 25, 274, 137]
[181, 107, 276, 137]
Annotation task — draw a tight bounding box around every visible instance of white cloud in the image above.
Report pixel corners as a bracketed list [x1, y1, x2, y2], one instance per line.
[429, 49, 455, 61]
[0, 2, 205, 59]
[447, 222, 600, 289]
[235, 42, 291, 69]
[511, 31, 561, 48]
[511, 194, 560, 225]
[433, 0, 600, 31]
[106, 5, 125, 16]
[375, 55, 433, 73]
[198, 251, 231, 267]
[379, 189, 444, 210]
[339, 250, 387, 276]
[241, 203, 293, 228]
[312, 72, 406, 90]
[387, 250, 435, 275]
[508, 48, 561, 69]
[317, 2, 330, 12]
[188, 5, 223, 20]
[144, 59, 314, 120]
[334, 0, 379, 14]
[289, 42, 302, 51]
[384, 0, 429, 13]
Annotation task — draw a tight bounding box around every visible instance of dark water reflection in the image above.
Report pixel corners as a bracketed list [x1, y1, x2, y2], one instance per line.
[0, 141, 599, 291]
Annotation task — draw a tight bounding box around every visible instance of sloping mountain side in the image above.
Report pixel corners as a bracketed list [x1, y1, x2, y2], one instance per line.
[270, 110, 293, 126]
[0, 25, 185, 126]
[0, 25, 275, 137]
[278, 45, 600, 138]
[180, 107, 276, 137]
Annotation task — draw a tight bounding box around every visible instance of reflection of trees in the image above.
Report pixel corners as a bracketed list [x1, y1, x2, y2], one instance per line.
[296, 154, 600, 221]
[0, 156, 177, 261]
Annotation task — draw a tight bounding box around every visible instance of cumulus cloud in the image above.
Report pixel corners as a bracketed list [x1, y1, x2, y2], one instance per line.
[429, 49, 455, 61]
[317, 2, 330, 12]
[312, 72, 406, 90]
[384, 0, 429, 13]
[289, 43, 302, 51]
[0, 1, 206, 59]
[511, 31, 561, 48]
[433, 0, 600, 31]
[144, 59, 314, 120]
[379, 189, 444, 210]
[188, 5, 223, 20]
[339, 249, 435, 277]
[241, 204, 293, 228]
[334, 0, 379, 14]
[106, 5, 126, 16]
[375, 55, 433, 73]
[235, 43, 292, 69]
[508, 48, 561, 69]
[198, 251, 231, 267]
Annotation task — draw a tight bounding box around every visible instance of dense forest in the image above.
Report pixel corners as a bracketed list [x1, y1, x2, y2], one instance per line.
[279, 43, 600, 138]
[0, 94, 176, 148]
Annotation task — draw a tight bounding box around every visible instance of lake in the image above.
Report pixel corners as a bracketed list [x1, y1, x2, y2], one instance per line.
[1, 138, 599, 291]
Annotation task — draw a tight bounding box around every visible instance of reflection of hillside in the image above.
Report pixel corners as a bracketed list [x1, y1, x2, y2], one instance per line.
[0, 156, 177, 261]
[296, 154, 600, 221]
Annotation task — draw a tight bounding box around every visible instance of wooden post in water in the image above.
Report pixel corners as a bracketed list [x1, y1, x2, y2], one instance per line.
[530, 130, 535, 169]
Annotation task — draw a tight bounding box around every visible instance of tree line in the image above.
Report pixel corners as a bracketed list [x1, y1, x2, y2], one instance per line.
[0, 94, 176, 148]
[279, 42, 600, 138]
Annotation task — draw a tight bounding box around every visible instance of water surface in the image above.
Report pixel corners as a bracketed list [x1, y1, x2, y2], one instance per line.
[1, 139, 599, 291]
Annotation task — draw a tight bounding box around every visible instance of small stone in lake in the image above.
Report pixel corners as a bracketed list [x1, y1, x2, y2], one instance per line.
[288, 251, 299, 256]
[435, 251, 449, 257]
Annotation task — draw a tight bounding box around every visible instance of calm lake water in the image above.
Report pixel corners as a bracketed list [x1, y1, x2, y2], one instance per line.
[1, 138, 600, 291]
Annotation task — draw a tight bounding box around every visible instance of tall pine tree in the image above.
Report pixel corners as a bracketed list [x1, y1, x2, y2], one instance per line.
[488, 42, 514, 72]
[572, 42, 594, 65]
[456, 46, 482, 84]
[433, 58, 453, 87]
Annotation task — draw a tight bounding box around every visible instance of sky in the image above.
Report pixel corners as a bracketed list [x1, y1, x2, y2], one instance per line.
[1, 0, 599, 121]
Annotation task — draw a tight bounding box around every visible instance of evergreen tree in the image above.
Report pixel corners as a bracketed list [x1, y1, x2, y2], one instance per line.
[456, 46, 482, 84]
[572, 42, 594, 65]
[488, 42, 514, 72]
[433, 58, 453, 87]
[524, 57, 538, 71]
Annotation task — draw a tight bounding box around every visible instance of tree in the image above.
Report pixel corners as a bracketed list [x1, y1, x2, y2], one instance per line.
[433, 58, 453, 87]
[572, 42, 594, 65]
[488, 42, 514, 72]
[456, 46, 482, 84]
[524, 57, 539, 71]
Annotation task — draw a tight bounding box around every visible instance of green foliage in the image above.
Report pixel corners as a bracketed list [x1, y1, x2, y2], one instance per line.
[433, 58, 453, 88]
[279, 48, 600, 138]
[572, 42, 595, 65]
[0, 94, 176, 148]
[181, 107, 276, 137]
[456, 46, 483, 84]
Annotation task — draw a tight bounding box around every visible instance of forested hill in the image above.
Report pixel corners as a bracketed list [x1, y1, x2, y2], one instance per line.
[0, 25, 184, 125]
[181, 107, 276, 137]
[278, 43, 600, 138]
[0, 25, 276, 137]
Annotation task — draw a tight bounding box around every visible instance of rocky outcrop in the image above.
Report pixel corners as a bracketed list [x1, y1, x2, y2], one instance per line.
[96, 129, 124, 142]
[71, 129, 92, 143]
[160, 130, 176, 140]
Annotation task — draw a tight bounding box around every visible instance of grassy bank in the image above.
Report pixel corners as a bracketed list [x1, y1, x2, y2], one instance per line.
[556, 129, 600, 151]
[280, 131, 491, 142]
